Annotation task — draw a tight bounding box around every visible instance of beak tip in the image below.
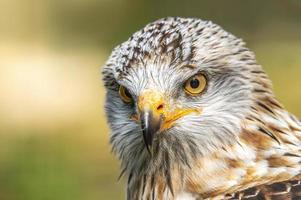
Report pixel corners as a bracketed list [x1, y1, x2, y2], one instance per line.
[140, 110, 162, 153]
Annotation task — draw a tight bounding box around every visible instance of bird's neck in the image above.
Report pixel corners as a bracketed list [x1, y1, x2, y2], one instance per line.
[184, 100, 301, 199]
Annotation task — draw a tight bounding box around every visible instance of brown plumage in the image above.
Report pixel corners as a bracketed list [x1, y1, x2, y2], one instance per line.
[102, 17, 301, 199]
[223, 180, 301, 199]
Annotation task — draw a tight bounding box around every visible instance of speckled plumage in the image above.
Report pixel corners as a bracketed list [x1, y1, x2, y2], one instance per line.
[102, 17, 301, 200]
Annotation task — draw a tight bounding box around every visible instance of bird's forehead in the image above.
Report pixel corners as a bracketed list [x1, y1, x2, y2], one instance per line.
[112, 18, 206, 78]
[117, 60, 194, 94]
[103, 17, 248, 91]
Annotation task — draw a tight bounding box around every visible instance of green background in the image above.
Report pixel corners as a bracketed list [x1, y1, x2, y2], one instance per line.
[0, 0, 301, 199]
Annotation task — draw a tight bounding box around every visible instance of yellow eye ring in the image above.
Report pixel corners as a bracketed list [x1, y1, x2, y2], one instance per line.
[184, 73, 207, 95]
[119, 86, 133, 103]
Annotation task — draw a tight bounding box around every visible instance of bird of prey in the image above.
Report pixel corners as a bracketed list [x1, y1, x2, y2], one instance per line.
[102, 17, 301, 200]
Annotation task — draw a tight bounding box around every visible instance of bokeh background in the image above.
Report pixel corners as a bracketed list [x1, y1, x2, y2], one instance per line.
[0, 0, 301, 199]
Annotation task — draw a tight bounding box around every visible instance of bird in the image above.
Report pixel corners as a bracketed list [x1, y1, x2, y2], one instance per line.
[102, 17, 301, 200]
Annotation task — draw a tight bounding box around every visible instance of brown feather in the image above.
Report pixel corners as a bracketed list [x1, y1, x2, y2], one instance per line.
[224, 179, 301, 200]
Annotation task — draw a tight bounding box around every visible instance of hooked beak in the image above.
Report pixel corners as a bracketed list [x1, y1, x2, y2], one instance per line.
[140, 109, 162, 153]
[136, 90, 201, 154]
[138, 90, 164, 154]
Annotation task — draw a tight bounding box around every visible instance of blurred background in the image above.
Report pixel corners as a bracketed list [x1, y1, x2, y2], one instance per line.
[0, 0, 300, 199]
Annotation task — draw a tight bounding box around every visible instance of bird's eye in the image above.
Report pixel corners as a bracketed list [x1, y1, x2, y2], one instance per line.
[119, 86, 133, 103]
[184, 73, 207, 95]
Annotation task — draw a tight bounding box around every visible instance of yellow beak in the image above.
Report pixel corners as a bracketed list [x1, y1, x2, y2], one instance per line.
[135, 90, 201, 152]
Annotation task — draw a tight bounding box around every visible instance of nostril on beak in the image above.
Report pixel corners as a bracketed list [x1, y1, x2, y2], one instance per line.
[156, 104, 164, 112]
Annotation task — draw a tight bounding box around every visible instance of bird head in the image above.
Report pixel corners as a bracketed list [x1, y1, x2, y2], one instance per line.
[102, 17, 272, 172]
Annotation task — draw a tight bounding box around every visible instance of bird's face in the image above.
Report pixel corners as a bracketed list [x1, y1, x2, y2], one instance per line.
[103, 18, 259, 168]
[116, 62, 207, 152]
